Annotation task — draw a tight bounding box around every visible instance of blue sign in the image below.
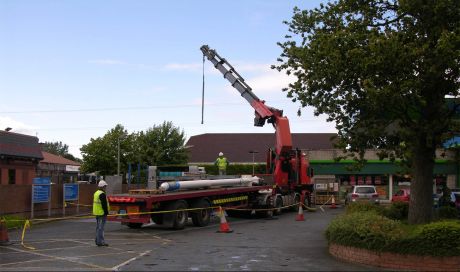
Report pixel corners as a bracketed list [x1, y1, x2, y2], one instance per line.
[33, 177, 51, 185]
[64, 184, 79, 201]
[33, 177, 51, 203]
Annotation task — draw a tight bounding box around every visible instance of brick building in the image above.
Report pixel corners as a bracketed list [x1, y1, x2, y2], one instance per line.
[0, 130, 43, 185]
[37, 151, 81, 184]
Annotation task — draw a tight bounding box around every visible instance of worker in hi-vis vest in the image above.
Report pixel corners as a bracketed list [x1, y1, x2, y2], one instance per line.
[214, 152, 230, 176]
[93, 180, 110, 247]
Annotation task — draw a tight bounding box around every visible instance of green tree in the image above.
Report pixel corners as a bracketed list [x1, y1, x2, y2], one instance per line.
[80, 122, 188, 176]
[274, 0, 460, 224]
[80, 124, 132, 176]
[137, 121, 188, 166]
[42, 141, 81, 162]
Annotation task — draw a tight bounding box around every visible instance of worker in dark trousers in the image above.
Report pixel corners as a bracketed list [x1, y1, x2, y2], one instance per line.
[93, 180, 110, 246]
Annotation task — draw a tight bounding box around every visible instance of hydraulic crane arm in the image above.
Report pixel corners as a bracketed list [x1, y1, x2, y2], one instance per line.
[200, 45, 293, 155]
[200, 45, 283, 127]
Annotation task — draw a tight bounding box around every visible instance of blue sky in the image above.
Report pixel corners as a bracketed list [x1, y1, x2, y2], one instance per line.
[0, 0, 335, 158]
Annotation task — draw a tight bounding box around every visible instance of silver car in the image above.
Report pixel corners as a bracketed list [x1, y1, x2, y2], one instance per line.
[345, 185, 379, 205]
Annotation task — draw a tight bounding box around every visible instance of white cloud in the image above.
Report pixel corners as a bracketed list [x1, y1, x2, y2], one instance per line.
[0, 117, 37, 136]
[247, 70, 293, 94]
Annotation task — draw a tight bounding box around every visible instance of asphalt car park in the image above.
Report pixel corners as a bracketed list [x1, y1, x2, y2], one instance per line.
[0, 208, 381, 271]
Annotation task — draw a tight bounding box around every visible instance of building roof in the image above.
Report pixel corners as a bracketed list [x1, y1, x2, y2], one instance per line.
[0, 131, 43, 160]
[186, 133, 338, 163]
[41, 151, 81, 166]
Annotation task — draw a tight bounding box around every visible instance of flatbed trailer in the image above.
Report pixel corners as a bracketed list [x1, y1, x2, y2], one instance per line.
[108, 183, 274, 230]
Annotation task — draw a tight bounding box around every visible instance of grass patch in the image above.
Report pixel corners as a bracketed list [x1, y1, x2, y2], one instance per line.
[1, 215, 27, 229]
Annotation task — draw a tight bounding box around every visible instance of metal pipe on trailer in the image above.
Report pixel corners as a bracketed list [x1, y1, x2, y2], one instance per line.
[159, 176, 261, 192]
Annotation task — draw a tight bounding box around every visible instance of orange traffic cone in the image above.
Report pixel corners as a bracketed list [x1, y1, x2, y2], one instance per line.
[330, 195, 337, 209]
[295, 203, 305, 221]
[0, 219, 12, 246]
[216, 207, 233, 233]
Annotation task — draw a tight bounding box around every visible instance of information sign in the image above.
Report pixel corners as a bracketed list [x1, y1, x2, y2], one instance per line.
[32, 177, 51, 203]
[64, 184, 79, 201]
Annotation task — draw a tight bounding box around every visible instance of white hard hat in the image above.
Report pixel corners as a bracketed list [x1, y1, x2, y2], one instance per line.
[98, 180, 108, 187]
[219, 152, 223, 156]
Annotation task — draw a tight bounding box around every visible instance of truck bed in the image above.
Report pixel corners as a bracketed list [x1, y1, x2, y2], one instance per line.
[108, 184, 272, 203]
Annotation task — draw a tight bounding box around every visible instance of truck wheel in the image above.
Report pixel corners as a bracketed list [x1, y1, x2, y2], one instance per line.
[256, 196, 274, 218]
[273, 196, 283, 215]
[127, 223, 143, 229]
[304, 194, 312, 208]
[163, 200, 188, 230]
[290, 194, 300, 212]
[151, 214, 164, 225]
[191, 199, 211, 227]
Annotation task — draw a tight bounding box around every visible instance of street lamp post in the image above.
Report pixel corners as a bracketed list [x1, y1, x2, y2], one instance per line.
[117, 137, 121, 176]
[249, 150, 259, 176]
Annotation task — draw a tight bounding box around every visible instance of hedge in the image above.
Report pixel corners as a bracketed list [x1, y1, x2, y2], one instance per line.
[388, 220, 460, 256]
[325, 212, 404, 252]
[198, 164, 267, 176]
[326, 205, 460, 256]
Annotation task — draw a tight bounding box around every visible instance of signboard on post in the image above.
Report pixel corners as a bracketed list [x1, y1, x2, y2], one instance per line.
[64, 184, 79, 201]
[32, 177, 51, 203]
[31, 177, 52, 218]
[63, 183, 79, 216]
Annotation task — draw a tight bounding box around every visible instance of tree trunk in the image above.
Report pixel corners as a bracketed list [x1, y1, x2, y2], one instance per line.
[408, 136, 436, 224]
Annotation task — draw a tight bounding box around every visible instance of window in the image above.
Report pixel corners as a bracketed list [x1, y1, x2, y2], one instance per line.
[8, 169, 15, 184]
[355, 186, 376, 194]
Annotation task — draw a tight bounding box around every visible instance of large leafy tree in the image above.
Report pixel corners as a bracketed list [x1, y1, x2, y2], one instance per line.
[274, 0, 460, 224]
[80, 122, 188, 176]
[42, 141, 81, 162]
[137, 121, 188, 166]
[80, 124, 133, 176]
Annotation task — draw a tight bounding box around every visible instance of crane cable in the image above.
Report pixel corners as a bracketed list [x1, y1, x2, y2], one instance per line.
[201, 53, 205, 124]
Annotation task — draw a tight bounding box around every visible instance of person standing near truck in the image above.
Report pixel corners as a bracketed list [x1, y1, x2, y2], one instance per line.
[214, 152, 229, 176]
[93, 180, 110, 247]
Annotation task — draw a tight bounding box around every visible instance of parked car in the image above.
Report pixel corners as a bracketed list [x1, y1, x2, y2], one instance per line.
[392, 189, 410, 203]
[345, 185, 379, 205]
[452, 191, 460, 213]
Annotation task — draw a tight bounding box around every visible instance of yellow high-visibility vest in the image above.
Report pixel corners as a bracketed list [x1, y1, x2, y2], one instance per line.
[216, 157, 228, 170]
[93, 190, 110, 215]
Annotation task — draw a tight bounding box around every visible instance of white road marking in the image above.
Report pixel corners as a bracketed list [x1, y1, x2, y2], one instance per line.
[111, 250, 151, 271]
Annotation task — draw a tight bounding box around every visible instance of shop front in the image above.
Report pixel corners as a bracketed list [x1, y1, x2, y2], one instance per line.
[310, 159, 457, 202]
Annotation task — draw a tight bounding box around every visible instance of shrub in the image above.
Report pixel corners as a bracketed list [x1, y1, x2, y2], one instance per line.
[437, 206, 459, 220]
[389, 220, 460, 256]
[382, 202, 409, 221]
[326, 211, 460, 257]
[200, 164, 266, 175]
[325, 212, 404, 252]
[1, 215, 26, 229]
[345, 202, 384, 215]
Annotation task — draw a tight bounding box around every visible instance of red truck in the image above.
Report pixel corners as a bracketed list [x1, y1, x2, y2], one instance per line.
[107, 45, 314, 230]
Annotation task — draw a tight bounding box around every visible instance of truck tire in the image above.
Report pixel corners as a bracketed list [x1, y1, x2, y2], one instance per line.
[273, 196, 283, 216]
[191, 198, 211, 227]
[163, 200, 188, 230]
[151, 214, 164, 225]
[304, 194, 312, 208]
[256, 196, 274, 218]
[290, 194, 300, 212]
[127, 223, 143, 229]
